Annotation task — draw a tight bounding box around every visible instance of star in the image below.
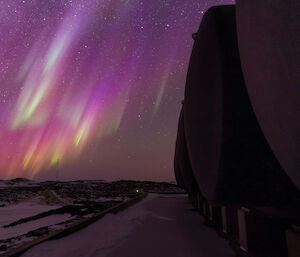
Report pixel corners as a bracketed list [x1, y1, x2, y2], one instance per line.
[0, 0, 234, 180]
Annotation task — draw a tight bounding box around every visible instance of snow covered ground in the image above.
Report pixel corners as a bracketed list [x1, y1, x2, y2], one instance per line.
[22, 194, 235, 257]
[0, 179, 184, 255]
[0, 195, 70, 253]
[0, 197, 61, 227]
[0, 214, 71, 240]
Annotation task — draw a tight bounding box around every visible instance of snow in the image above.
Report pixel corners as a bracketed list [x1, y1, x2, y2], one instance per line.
[22, 194, 235, 257]
[0, 214, 72, 240]
[0, 197, 61, 227]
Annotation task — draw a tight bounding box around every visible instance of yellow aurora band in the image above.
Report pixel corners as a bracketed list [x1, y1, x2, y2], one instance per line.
[0, 0, 198, 179]
[1, 1, 131, 179]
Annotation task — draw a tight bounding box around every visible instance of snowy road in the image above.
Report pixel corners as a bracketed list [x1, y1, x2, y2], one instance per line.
[22, 194, 235, 257]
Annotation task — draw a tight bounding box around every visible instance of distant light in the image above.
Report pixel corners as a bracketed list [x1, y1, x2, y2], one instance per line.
[136, 189, 139, 193]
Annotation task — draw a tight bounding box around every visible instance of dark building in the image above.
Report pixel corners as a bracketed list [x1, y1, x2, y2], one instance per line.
[174, 108, 199, 197]
[174, 1, 300, 256]
[236, 0, 300, 190]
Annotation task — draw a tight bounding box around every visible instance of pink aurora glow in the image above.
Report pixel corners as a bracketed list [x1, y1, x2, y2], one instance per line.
[0, 0, 233, 180]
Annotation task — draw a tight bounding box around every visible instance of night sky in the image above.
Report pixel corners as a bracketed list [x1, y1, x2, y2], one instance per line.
[0, 0, 234, 181]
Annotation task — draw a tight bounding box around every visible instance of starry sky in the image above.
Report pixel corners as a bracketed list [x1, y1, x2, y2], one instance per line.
[0, 0, 234, 181]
